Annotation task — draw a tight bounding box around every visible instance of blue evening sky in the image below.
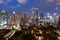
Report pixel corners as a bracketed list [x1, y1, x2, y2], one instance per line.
[0, 0, 60, 15]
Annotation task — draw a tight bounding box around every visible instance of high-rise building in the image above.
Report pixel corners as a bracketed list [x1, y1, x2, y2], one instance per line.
[45, 13, 50, 23]
[9, 11, 16, 29]
[57, 15, 60, 29]
[49, 16, 54, 23]
[40, 13, 45, 23]
[0, 10, 8, 29]
[31, 11, 35, 20]
[19, 12, 24, 25]
[30, 10, 35, 24]
[35, 8, 39, 26]
[53, 13, 58, 27]
[15, 13, 22, 30]
[58, 15, 60, 21]
[23, 12, 28, 26]
[9, 11, 21, 30]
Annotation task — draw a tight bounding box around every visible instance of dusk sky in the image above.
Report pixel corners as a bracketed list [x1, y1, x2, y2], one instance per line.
[0, 0, 60, 15]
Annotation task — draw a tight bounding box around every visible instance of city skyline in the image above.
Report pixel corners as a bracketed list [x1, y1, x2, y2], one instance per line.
[0, 0, 60, 15]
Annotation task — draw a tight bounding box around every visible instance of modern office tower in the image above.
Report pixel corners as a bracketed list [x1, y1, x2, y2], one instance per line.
[53, 13, 57, 19]
[35, 8, 39, 26]
[0, 11, 2, 28]
[31, 11, 35, 20]
[8, 16, 11, 26]
[31, 7, 39, 27]
[20, 12, 29, 29]
[40, 13, 45, 23]
[49, 16, 54, 23]
[45, 13, 50, 23]
[10, 11, 21, 30]
[15, 13, 21, 30]
[53, 13, 58, 27]
[30, 10, 35, 24]
[53, 13, 57, 22]
[44, 13, 51, 27]
[58, 16, 60, 21]
[19, 12, 24, 25]
[0, 10, 8, 29]
[31, 8, 36, 23]
[23, 12, 27, 25]
[20, 12, 26, 28]
[57, 15, 60, 29]
[9, 11, 16, 29]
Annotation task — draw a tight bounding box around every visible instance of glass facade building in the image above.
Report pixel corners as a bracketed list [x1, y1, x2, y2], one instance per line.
[0, 10, 8, 29]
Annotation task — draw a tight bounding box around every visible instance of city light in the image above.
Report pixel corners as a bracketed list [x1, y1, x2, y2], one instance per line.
[0, 0, 60, 40]
[0, 9, 60, 40]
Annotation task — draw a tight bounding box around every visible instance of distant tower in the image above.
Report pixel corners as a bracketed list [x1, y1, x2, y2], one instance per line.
[58, 16, 60, 21]
[31, 8, 39, 27]
[57, 16, 60, 29]
[12, 11, 16, 25]
[8, 16, 11, 26]
[46, 13, 50, 23]
[53, 13, 58, 27]
[31, 11, 35, 20]
[31, 10, 35, 24]
[0, 10, 8, 29]
[10, 11, 16, 29]
[23, 12, 28, 26]
[36, 8, 39, 26]
[15, 13, 22, 30]
[40, 13, 44, 23]
[53, 13, 57, 19]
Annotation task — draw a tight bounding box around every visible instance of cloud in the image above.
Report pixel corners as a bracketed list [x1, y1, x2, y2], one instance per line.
[5, 0, 12, 2]
[55, 7, 59, 10]
[56, 0, 60, 5]
[6, 6, 16, 10]
[0, 0, 4, 3]
[0, 0, 12, 4]
[47, 0, 54, 2]
[16, 4, 21, 7]
[17, 0, 27, 4]
[47, 0, 60, 5]
[56, 2, 60, 5]
[55, 7, 60, 11]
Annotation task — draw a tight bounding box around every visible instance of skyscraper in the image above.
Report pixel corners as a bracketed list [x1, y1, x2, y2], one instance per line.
[58, 16, 60, 21]
[45, 13, 50, 23]
[53, 13, 58, 27]
[15, 13, 22, 30]
[57, 15, 60, 29]
[40, 13, 44, 23]
[9, 11, 16, 29]
[0, 10, 8, 29]
[35, 8, 39, 26]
